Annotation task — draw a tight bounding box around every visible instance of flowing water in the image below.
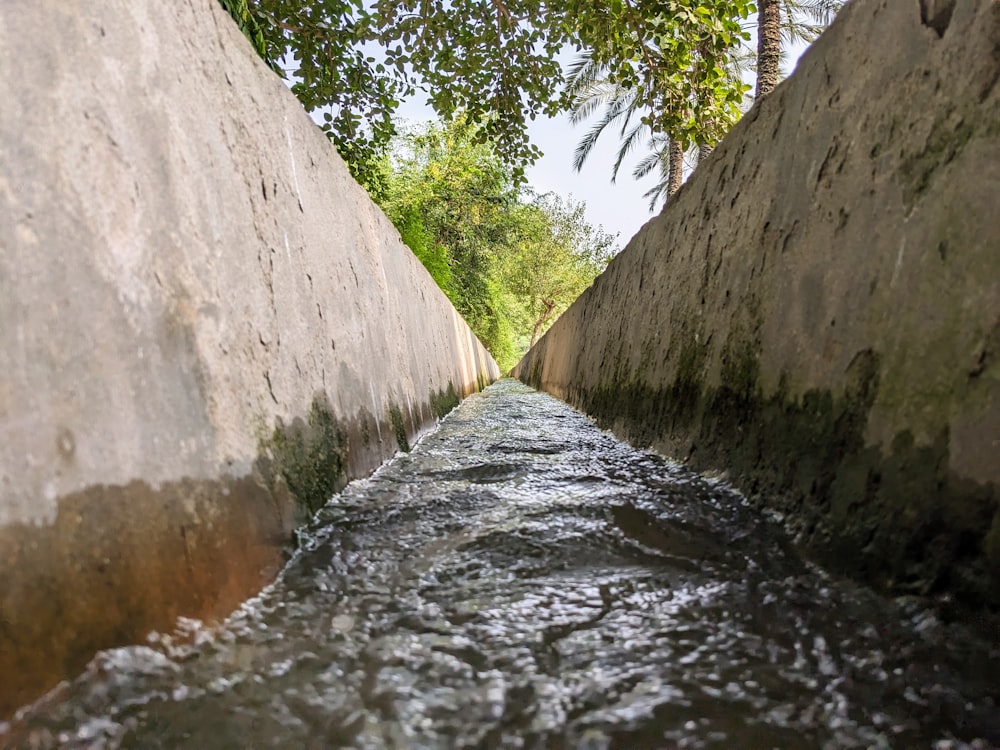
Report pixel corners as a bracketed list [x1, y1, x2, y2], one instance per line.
[5, 380, 999, 749]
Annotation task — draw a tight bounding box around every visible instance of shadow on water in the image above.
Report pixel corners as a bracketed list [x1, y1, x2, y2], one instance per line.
[4, 380, 999, 749]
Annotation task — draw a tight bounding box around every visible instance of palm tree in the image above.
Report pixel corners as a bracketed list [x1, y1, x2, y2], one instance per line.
[757, 0, 845, 98]
[567, 1, 845, 209]
[631, 135, 686, 211]
[565, 54, 692, 206]
[564, 56, 651, 185]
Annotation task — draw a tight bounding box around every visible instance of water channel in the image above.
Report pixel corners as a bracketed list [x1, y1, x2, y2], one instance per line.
[5, 380, 999, 749]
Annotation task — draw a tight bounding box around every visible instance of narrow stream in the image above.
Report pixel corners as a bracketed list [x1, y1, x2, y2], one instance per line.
[6, 380, 998, 749]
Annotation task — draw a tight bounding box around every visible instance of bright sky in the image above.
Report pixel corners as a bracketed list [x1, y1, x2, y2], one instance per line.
[521, 109, 665, 249]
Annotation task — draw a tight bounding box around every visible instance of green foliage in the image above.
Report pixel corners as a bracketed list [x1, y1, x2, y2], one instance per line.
[396, 207, 454, 297]
[379, 118, 616, 371]
[566, 0, 844, 211]
[565, 0, 755, 150]
[499, 194, 617, 349]
[218, 0, 271, 61]
[219, 0, 755, 187]
[379, 118, 515, 364]
[242, 0, 406, 183]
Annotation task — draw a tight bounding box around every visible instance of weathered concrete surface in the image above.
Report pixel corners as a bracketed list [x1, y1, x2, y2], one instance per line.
[0, 0, 498, 716]
[516, 0, 1000, 610]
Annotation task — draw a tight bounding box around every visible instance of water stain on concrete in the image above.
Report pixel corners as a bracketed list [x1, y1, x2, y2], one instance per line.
[0, 381, 484, 719]
[0, 474, 294, 718]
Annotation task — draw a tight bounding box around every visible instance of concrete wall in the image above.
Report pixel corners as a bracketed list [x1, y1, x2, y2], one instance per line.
[0, 0, 499, 715]
[516, 0, 999, 609]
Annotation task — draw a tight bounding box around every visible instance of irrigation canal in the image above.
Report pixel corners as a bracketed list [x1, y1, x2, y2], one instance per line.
[5, 380, 998, 749]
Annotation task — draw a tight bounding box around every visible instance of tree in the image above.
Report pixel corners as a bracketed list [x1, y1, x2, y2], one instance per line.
[632, 134, 687, 210]
[564, 55, 647, 185]
[565, 53, 691, 211]
[501, 194, 617, 347]
[379, 117, 616, 370]
[381, 117, 517, 358]
[756, 0, 783, 97]
[569, 0, 754, 152]
[567, 0, 841, 210]
[756, 0, 845, 98]
[565, 36, 751, 211]
[228, 0, 755, 186]
[395, 206, 454, 297]
[244, 0, 406, 188]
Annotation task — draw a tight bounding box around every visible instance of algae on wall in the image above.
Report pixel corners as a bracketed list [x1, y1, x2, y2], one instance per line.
[260, 395, 348, 520]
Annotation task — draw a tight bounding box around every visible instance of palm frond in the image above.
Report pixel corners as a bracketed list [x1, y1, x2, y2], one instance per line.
[784, 0, 845, 25]
[632, 151, 663, 180]
[632, 149, 664, 180]
[568, 83, 632, 125]
[573, 116, 617, 171]
[564, 54, 610, 98]
[642, 179, 669, 213]
[611, 120, 648, 183]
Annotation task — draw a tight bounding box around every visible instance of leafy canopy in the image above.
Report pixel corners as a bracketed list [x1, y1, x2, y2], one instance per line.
[379, 117, 616, 370]
[236, 0, 755, 184]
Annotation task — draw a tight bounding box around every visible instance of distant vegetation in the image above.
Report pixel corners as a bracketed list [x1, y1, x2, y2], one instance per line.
[375, 117, 617, 371]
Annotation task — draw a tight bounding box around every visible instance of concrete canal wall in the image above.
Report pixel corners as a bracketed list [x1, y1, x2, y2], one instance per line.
[0, 0, 499, 715]
[516, 0, 1000, 609]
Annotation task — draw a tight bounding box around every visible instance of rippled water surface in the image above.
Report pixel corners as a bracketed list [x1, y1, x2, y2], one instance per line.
[6, 381, 999, 749]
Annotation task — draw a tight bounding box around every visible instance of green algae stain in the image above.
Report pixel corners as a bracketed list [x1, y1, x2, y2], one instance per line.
[900, 115, 976, 212]
[389, 404, 411, 453]
[719, 331, 761, 401]
[261, 396, 347, 519]
[430, 382, 460, 419]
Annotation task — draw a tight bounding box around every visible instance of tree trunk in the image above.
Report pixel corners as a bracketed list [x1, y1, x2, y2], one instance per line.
[530, 300, 556, 347]
[756, 0, 782, 98]
[667, 138, 684, 197]
[698, 142, 714, 163]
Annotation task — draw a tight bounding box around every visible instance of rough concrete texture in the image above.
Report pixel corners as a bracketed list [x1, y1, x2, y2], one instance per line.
[516, 0, 1000, 610]
[0, 0, 499, 715]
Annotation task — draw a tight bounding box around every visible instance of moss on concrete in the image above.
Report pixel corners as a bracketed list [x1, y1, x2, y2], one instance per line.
[389, 404, 411, 453]
[430, 382, 460, 419]
[901, 114, 976, 212]
[257, 379, 481, 521]
[261, 395, 347, 519]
